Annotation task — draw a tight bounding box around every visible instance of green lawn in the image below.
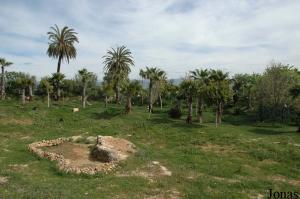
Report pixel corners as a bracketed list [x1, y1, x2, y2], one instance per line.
[0, 100, 300, 198]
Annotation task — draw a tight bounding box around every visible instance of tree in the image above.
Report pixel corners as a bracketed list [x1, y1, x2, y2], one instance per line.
[179, 79, 197, 124]
[208, 70, 230, 127]
[0, 58, 13, 100]
[232, 73, 257, 113]
[47, 24, 78, 99]
[76, 68, 96, 108]
[139, 67, 166, 113]
[190, 69, 209, 123]
[50, 73, 65, 100]
[15, 73, 31, 105]
[122, 80, 142, 113]
[255, 62, 297, 121]
[27, 75, 36, 101]
[103, 46, 134, 104]
[290, 84, 300, 132]
[39, 77, 53, 107]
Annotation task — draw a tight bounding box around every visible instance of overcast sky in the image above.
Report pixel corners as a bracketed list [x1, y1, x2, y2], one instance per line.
[0, 0, 299, 79]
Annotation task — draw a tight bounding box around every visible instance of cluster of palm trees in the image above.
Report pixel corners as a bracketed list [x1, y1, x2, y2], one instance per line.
[185, 69, 230, 126]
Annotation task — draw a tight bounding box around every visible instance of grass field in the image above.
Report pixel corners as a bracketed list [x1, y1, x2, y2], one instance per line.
[0, 100, 300, 199]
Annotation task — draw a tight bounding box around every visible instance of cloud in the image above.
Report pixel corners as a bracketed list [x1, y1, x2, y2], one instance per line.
[0, 0, 299, 79]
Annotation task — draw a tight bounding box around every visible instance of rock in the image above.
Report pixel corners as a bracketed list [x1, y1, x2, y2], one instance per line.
[85, 136, 97, 144]
[0, 176, 8, 185]
[70, 135, 83, 142]
[91, 145, 118, 162]
[73, 108, 79, 112]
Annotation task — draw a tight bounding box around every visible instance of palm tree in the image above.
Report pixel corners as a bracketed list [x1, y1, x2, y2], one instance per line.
[77, 68, 96, 108]
[103, 46, 134, 104]
[208, 70, 230, 127]
[27, 75, 36, 101]
[15, 73, 31, 105]
[0, 58, 13, 100]
[122, 80, 142, 113]
[139, 67, 166, 112]
[179, 79, 197, 124]
[50, 73, 65, 100]
[39, 77, 53, 107]
[190, 69, 209, 123]
[47, 24, 78, 99]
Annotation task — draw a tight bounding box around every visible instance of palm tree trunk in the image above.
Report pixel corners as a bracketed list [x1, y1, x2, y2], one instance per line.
[21, 88, 26, 105]
[105, 96, 108, 108]
[115, 80, 120, 104]
[215, 101, 222, 127]
[159, 94, 162, 109]
[29, 85, 33, 101]
[1, 66, 5, 100]
[149, 81, 153, 113]
[57, 54, 62, 73]
[47, 91, 50, 108]
[126, 95, 132, 113]
[197, 97, 204, 123]
[141, 95, 144, 105]
[186, 97, 192, 124]
[82, 85, 86, 108]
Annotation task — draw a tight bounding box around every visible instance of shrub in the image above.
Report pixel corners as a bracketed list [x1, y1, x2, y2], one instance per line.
[169, 107, 182, 119]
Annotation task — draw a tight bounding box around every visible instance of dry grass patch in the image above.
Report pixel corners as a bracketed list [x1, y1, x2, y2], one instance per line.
[145, 189, 181, 199]
[269, 175, 300, 187]
[116, 161, 172, 182]
[199, 143, 243, 155]
[0, 118, 33, 125]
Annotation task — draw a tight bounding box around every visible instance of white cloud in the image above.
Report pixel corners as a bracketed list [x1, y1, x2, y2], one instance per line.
[0, 0, 299, 79]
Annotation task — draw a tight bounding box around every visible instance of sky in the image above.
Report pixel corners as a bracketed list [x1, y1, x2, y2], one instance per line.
[0, 0, 300, 80]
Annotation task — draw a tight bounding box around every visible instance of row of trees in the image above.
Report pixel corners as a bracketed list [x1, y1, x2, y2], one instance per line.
[1, 24, 300, 128]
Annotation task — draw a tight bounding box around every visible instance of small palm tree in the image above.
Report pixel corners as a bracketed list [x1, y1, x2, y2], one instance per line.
[47, 24, 78, 99]
[208, 69, 230, 127]
[76, 68, 96, 108]
[0, 58, 13, 100]
[50, 73, 65, 100]
[139, 67, 166, 112]
[15, 73, 31, 105]
[179, 79, 197, 124]
[39, 77, 53, 107]
[27, 75, 36, 101]
[190, 69, 209, 123]
[122, 80, 142, 113]
[103, 46, 134, 104]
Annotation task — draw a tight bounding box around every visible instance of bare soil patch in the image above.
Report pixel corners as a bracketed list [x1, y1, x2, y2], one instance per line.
[28, 136, 136, 174]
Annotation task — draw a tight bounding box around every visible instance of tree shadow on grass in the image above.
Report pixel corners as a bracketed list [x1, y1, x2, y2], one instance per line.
[148, 114, 204, 129]
[249, 127, 295, 135]
[91, 107, 123, 120]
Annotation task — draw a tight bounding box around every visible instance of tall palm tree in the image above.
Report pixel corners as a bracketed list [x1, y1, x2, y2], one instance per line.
[77, 68, 95, 108]
[190, 69, 209, 123]
[47, 24, 78, 99]
[0, 58, 13, 100]
[208, 70, 230, 127]
[103, 46, 134, 104]
[122, 80, 142, 113]
[139, 67, 166, 112]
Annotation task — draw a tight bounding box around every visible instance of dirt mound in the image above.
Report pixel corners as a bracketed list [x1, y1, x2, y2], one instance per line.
[28, 136, 136, 175]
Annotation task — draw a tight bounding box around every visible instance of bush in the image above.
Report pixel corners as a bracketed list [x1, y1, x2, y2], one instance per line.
[168, 107, 182, 119]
